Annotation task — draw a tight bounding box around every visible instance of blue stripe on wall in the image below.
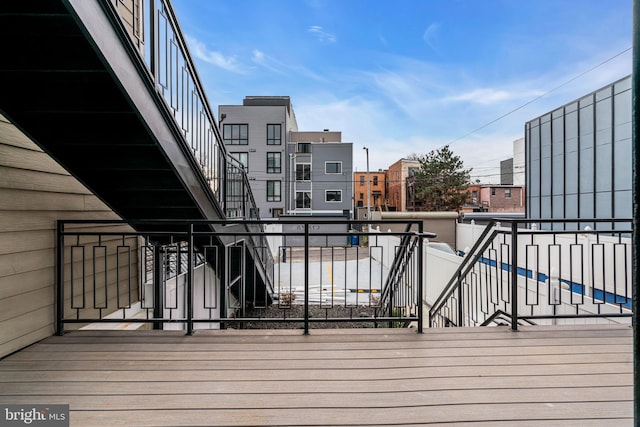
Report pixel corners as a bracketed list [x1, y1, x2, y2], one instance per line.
[457, 252, 631, 309]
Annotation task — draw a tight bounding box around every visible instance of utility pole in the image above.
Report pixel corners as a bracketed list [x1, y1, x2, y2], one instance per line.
[363, 147, 371, 227]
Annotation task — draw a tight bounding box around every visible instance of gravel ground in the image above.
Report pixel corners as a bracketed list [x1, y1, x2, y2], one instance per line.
[242, 304, 385, 329]
[240, 246, 401, 329]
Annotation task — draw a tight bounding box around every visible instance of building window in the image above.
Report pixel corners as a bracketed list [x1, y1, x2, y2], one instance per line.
[230, 152, 248, 171]
[325, 190, 342, 202]
[325, 162, 342, 174]
[359, 175, 364, 185]
[267, 180, 281, 202]
[491, 187, 496, 196]
[297, 142, 311, 153]
[266, 152, 281, 173]
[267, 124, 281, 145]
[296, 191, 311, 208]
[373, 176, 379, 185]
[359, 192, 364, 200]
[505, 188, 512, 199]
[223, 124, 248, 145]
[296, 164, 311, 181]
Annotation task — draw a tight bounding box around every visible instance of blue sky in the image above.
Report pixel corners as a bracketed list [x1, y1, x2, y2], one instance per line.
[171, 0, 632, 182]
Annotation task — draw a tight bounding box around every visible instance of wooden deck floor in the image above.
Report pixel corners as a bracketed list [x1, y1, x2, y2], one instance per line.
[0, 324, 633, 426]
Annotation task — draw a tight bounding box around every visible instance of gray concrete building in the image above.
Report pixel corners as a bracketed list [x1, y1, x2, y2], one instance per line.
[219, 96, 298, 218]
[219, 98, 353, 218]
[288, 131, 353, 217]
[525, 75, 631, 226]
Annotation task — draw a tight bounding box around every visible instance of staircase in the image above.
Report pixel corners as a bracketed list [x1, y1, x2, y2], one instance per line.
[0, 0, 273, 309]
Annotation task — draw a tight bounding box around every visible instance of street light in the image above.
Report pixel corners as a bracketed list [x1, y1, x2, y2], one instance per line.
[363, 147, 371, 227]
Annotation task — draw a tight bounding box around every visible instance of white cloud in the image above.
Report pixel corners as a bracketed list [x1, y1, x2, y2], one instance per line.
[251, 49, 328, 81]
[251, 49, 286, 75]
[308, 25, 337, 43]
[422, 23, 441, 52]
[186, 36, 246, 73]
[447, 88, 513, 105]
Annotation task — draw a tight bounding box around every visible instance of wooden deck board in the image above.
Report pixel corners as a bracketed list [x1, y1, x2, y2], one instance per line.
[0, 325, 633, 426]
[0, 373, 631, 395]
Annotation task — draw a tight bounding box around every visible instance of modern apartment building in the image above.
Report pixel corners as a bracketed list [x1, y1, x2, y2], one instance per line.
[219, 98, 353, 217]
[386, 159, 420, 211]
[525, 75, 631, 225]
[288, 131, 353, 216]
[219, 96, 298, 218]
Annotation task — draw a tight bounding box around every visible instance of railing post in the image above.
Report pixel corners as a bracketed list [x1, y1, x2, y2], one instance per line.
[304, 223, 310, 335]
[457, 271, 463, 327]
[186, 223, 194, 335]
[219, 245, 227, 330]
[510, 221, 519, 331]
[148, 0, 156, 79]
[417, 227, 424, 333]
[153, 244, 164, 330]
[56, 220, 65, 336]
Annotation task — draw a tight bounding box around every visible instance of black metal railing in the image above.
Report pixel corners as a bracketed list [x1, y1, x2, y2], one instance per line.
[56, 219, 429, 335]
[429, 218, 633, 330]
[375, 223, 430, 327]
[106, 0, 259, 220]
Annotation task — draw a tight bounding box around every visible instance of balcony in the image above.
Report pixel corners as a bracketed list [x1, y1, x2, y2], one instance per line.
[0, 217, 632, 425]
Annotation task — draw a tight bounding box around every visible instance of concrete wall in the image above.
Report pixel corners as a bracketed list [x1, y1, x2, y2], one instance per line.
[372, 211, 458, 249]
[0, 114, 131, 357]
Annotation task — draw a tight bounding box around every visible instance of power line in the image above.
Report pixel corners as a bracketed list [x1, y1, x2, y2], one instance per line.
[442, 46, 632, 148]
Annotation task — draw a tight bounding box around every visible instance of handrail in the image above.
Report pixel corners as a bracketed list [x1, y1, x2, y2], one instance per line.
[105, 0, 261, 221]
[378, 223, 413, 304]
[480, 310, 538, 327]
[147, 0, 261, 220]
[429, 220, 497, 321]
[375, 224, 433, 332]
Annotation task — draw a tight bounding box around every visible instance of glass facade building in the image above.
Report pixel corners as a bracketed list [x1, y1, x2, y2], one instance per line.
[525, 75, 631, 228]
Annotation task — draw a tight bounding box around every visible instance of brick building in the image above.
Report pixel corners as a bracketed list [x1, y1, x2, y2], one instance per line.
[353, 170, 386, 211]
[386, 159, 420, 211]
[479, 185, 525, 213]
